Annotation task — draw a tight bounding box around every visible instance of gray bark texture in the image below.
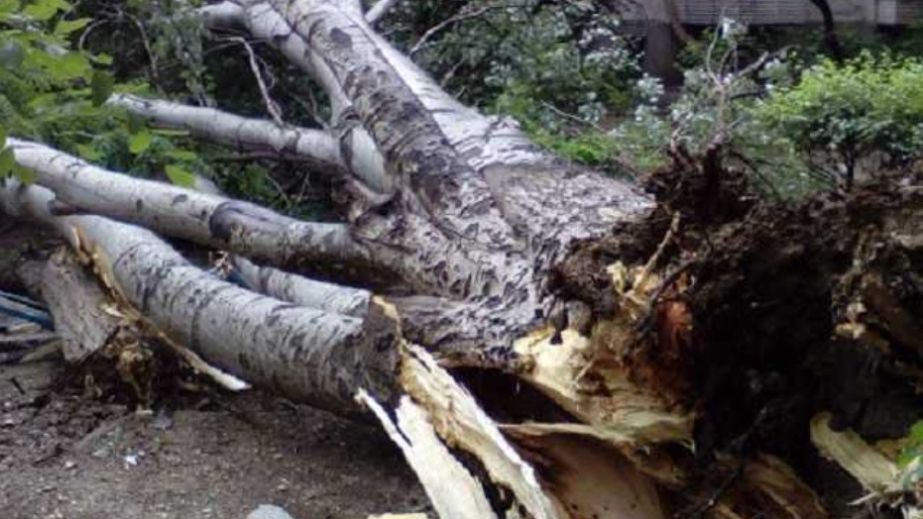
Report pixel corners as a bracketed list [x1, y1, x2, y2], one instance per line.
[17, 248, 121, 363]
[108, 94, 348, 173]
[0, 2, 674, 517]
[111, 0, 653, 357]
[0, 181, 400, 416]
[187, 172, 375, 317]
[6, 138, 376, 275]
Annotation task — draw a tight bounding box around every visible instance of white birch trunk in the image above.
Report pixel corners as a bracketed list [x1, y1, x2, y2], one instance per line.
[0, 180, 400, 415]
[6, 138, 372, 270]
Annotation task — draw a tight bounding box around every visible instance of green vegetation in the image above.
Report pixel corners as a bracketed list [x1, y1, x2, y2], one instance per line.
[0, 0, 114, 181]
[755, 54, 923, 188]
[0, 0, 214, 187]
[379, 1, 642, 171]
[5, 0, 923, 200]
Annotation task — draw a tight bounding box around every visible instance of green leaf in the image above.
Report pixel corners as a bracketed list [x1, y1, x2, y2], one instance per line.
[54, 17, 91, 37]
[0, 125, 7, 149]
[90, 69, 114, 106]
[165, 164, 195, 188]
[128, 131, 153, 155]
[165, 149, 198, 161]
[92, 53, 113, 66]
[0, 147, 14, 178]
[0, 0, 18, 14]
[54, 52, 92, 80]
[899, 421, 923, 468]
[126, 113, 146, 134]
[75, 143, 102, 161]
[23, 0, 70, 21]
[910, 422, 923, 443]
[12, 163, 36, 184]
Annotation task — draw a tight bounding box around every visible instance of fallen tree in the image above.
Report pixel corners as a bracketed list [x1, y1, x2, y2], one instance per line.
[1, 0, 922, 517]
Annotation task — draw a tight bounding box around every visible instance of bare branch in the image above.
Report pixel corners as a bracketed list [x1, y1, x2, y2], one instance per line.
[227, 35, 285, 125]
[409, 5, 491, 58]
[110, 93, 393, 193]
[199, 2, 245, 28]
[109, 94, 343, 169]
[365, 0, 399, 25]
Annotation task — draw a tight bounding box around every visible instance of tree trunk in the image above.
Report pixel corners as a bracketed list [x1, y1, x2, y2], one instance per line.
[807, 0, 845, 61]
[2, 1, 922, 517]
[0, 181, 400, 416]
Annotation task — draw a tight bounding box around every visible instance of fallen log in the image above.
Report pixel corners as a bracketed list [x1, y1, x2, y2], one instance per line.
[1, 0, 921, 516]
[0, 181, 400, 416]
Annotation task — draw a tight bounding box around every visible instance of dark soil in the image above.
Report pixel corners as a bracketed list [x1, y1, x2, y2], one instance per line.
[553, 162, 923, 516]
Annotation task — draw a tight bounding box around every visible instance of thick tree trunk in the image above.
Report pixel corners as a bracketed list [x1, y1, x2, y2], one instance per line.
[0, 181, 400, 416]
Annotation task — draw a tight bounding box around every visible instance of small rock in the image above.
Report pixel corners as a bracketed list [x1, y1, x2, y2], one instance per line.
[246, 504, 295, 519]
[151, 409, 173, 431]
[91, 447, 109, 459]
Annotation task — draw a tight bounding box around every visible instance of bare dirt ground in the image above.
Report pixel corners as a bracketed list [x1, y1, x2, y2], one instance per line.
[0, 358, 430, 519]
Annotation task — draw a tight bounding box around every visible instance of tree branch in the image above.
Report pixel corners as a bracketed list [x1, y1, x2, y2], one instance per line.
[240, 0, 520, 248]
[365, 0, 399, 25]
[110, 94, 393, 193]
[409, 4, 491, 58]
[807, 0, 844, 61]
[230, 256, 372, 316]
[0, 180, 401, 415]
[199, 2, 245, 28]
[7, 138, 373, 271]
[108, 94, 343, 171]
[229, 0, 545, 173]
[228, 36, 285, 125]
[189, 173, 374, 317]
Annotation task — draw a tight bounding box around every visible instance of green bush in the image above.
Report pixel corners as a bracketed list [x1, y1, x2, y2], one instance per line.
[754, 54, 923, 188]
[0, 0, 266, 197]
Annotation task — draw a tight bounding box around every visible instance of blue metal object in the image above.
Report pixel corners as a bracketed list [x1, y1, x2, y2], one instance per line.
[0, 290, 54, 330]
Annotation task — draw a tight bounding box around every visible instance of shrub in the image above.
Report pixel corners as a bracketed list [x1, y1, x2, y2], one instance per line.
[754, 54, 923, 189]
